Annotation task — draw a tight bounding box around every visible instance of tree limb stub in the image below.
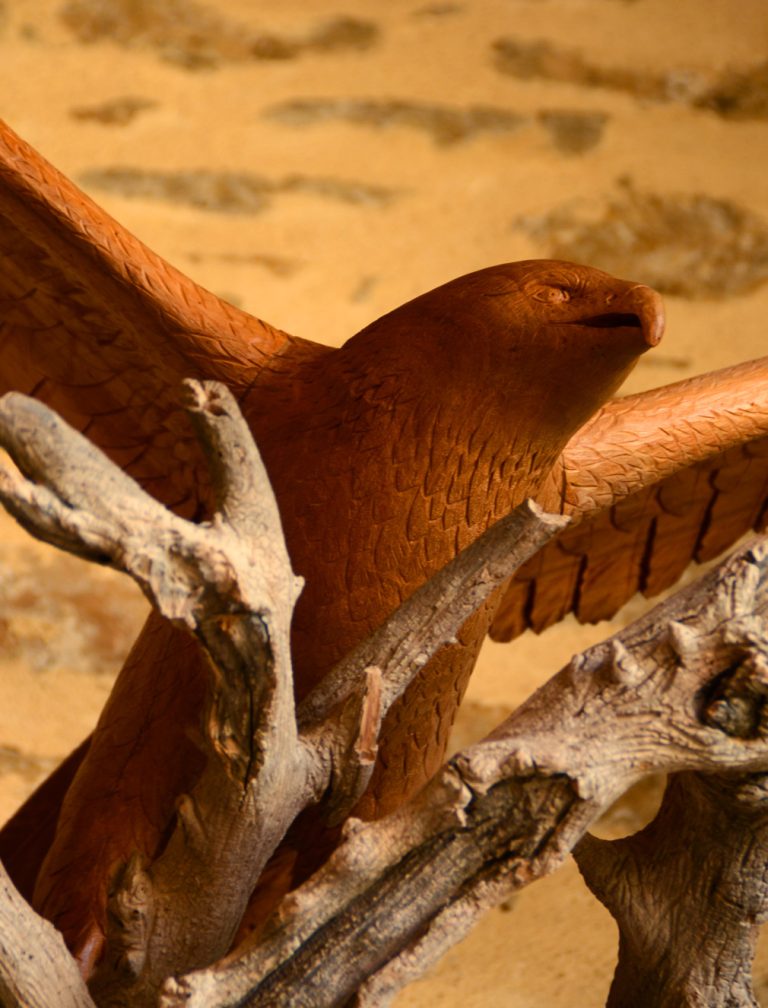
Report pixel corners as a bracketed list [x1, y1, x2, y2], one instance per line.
[166, 535, 768, 1008]
[298, 499, 569, 729]
[298, 498, 570, 820]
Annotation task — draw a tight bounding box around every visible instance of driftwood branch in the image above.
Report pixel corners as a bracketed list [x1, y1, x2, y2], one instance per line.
[164, 534, 768, 1008]
[0, 382, 307, 1005]
[299, 497, 569, 818]
[3, 383, 768, 1007]
[298, 499, 569, 727]
[576, 770, 768, 1008]
[0, 861, 96, 1008]
[0, 384, 566, 1006]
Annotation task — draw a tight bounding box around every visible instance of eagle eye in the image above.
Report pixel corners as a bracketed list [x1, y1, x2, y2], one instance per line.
[532, 285, 571, 305]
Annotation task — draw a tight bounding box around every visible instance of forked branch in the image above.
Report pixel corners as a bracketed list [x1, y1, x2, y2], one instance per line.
[0, 384, 565, 1006]
[165, 535, 768, 1008]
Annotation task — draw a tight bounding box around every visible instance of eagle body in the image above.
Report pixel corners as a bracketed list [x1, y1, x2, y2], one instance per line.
[26, 256, 660, 964]
[3, 119, 767, 975]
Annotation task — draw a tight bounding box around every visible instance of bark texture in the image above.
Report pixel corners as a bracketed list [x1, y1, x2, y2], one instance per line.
[0, 861, 95, 1008]
[577, 773, 768, 1007]
[166, 532, 768, 1007]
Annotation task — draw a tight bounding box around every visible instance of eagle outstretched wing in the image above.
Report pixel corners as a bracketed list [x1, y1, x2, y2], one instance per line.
[6, 107, 765, 642]
[491, 357, 768, 640]
[0, 116, 324, 932]
[2, 114, 768, 973]
[0, 118, 300, 515]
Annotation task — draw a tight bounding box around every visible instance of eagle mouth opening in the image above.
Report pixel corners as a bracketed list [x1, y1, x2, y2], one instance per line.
[576, 312, 643, 328]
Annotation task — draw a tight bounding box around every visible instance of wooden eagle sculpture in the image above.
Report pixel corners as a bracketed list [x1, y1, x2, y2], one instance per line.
[0, 117, 767, 976]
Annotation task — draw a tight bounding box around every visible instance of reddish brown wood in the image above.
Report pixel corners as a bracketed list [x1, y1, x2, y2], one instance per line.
[0, 116, 766, 975]
[492, 359, 768, 638]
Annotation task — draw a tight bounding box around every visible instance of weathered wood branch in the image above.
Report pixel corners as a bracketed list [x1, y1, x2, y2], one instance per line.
[4, 383, 768, 1008]
[0, 385, 567, 1006]
[576, 771, 768, 1007]
[0, 861, 96, 1008]
[572, 604, 768, 1008]
[299, 497, 569, 819]
[298, 500, 569, 727]
[164, 534, 768, 1008]
[0, 383, 307, 1005]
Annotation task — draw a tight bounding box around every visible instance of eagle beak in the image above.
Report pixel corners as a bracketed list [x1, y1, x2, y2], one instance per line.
[571, 283, 665, 349]
[630, 284, 665, 348]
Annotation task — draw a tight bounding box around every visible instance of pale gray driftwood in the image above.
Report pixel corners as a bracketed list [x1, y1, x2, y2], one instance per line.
[299, 497, 569, 819]
[0, 861, 96, 1008]
[574, 596, 768, 1008]
[164, 535, 768, 1008]
[0, 381, 307, 1006]
[577, 771, 768, 1008]
[0, 384, 566, 1007]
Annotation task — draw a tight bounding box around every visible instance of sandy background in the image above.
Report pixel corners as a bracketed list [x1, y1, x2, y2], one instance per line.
[1, 0, 768, 1002]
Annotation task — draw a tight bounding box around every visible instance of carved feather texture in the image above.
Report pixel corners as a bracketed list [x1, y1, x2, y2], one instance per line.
[1, 114, 767, 968]
[0, 121, 295, 516]
[491, 358, 768, 639]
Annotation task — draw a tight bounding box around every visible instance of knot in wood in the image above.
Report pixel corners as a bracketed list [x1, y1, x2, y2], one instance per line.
[702, 646, 768, 738]
[101, 853, 154, 980]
